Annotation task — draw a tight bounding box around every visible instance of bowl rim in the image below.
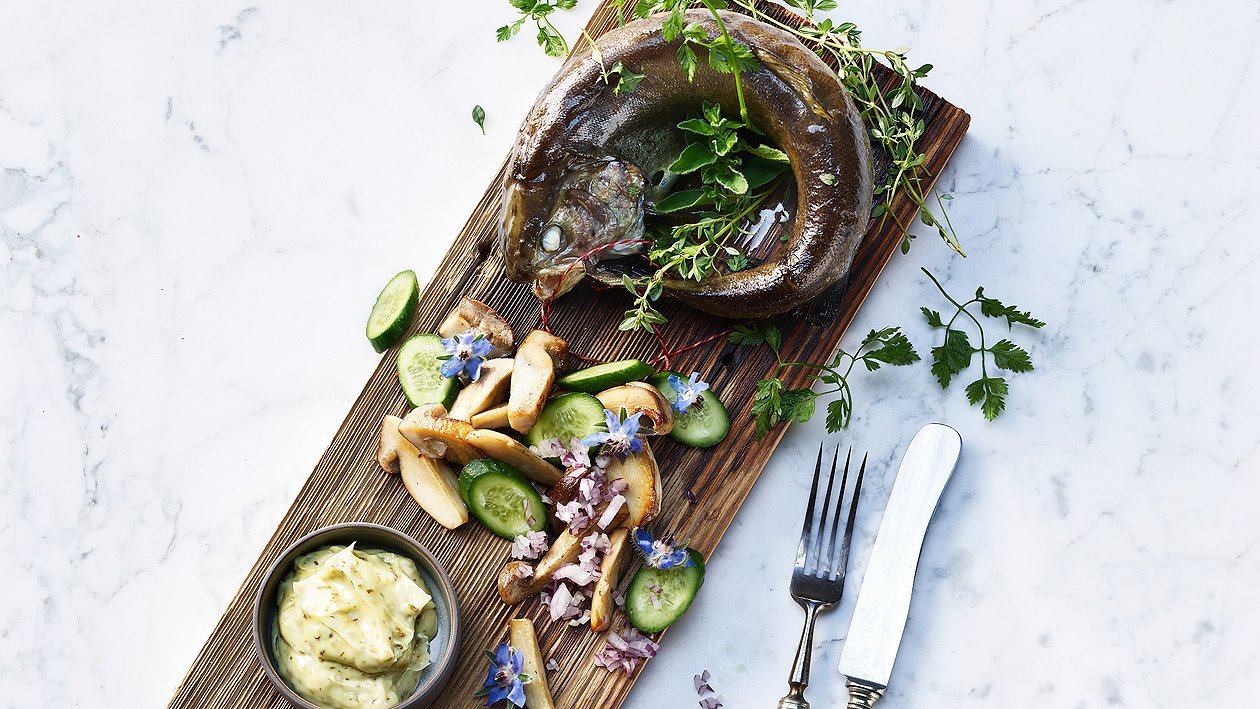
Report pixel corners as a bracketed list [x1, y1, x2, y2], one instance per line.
[251, 522, 461, 709]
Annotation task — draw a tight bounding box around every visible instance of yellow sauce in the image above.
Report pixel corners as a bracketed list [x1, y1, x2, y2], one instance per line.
[272, 544, 437, 709]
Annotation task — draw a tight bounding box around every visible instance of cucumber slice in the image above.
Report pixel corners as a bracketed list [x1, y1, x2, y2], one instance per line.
[556, 359, 654, 393]
[466, 467, 548, 539]
[626, 549, 706, 633]
[458, 458, 521, 505]
[366, 270, 419, 353]
[650, 373, 729, 448]
[397, 334, 460, 408]
[523, 392, 608, 448]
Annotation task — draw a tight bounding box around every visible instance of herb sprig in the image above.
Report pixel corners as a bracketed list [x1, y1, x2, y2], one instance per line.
[750, 0, 962, 255]
[731, 322, 920, 437]
[920, 268, 1045, 420]
[619, 104, 789, 332]
[497, 0, 579, 57]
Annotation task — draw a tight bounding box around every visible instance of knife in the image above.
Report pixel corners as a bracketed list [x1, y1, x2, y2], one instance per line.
[837, 423, 962, 708]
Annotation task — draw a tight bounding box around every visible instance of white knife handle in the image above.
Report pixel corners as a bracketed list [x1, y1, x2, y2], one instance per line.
[845, 679, 885, 708]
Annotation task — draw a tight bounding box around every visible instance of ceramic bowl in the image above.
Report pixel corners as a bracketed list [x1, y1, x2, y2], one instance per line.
[252, 522, 460, 708]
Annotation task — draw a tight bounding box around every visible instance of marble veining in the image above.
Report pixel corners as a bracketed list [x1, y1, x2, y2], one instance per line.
[2, 0, 1258, 706]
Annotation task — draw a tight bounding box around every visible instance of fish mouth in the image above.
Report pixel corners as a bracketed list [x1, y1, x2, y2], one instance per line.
[505, 156, 649, 299]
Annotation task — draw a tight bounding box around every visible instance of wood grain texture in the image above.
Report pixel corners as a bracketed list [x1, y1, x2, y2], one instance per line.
[169, 2, 970, 707]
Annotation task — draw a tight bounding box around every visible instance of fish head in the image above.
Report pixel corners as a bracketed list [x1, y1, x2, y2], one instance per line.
[502, 156, 648, 300]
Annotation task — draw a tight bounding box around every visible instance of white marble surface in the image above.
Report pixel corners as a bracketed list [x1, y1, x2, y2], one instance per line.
[3, 0, 1258, 707]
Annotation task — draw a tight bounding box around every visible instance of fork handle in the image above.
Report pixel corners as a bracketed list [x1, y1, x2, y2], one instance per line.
[845, 679, 885, 708]
[776, 602, 821, 709]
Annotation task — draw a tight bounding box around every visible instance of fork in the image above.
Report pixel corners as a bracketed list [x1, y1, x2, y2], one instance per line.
[776, 444, 867, 709]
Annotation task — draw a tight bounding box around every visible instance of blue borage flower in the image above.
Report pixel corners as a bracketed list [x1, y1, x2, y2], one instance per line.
[667, 371, 710, 414]
[581, 409, 643, 457]
[439, 329, 494, 381]
[474, 642, 532, 707]
[633, 527, 695, 569]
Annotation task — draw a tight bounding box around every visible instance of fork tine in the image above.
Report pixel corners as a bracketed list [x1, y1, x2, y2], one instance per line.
[834, 452, 868, 578]
[822, 448, 852, 576]
[810, 446, 840, 573]
[795, 443, 825, 568]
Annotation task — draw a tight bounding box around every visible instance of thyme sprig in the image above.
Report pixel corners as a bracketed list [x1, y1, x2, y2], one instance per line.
[920, 268, 1045, 420]
[740, 0, 961, 255]
[732, 322, 920, 437]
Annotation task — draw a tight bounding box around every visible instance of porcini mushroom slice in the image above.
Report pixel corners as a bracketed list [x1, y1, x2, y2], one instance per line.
[496, 529, 583, 604]
[448, 358, 514, 421]
[595, 382, 674, 436]
[464, 429, 562, 485]
[398, 403, 482, 465]
[470, 403, 510, 430]
[498, 561, 542, 604]
[590, 528, 630, 632]
[604, 439, 662, 527]
[376, 414, 406, 474]
[508, 330, 568, 434]
[399, 448, 469, 530]
[509, 618, 557, 709]
[438, 296, 515, 357]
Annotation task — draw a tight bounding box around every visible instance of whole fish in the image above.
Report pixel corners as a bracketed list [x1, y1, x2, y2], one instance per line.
[500, 9, 871, 319]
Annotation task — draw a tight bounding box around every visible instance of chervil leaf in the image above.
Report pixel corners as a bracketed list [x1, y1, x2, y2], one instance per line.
[751, 378, 785, 438]
[965, 376, 1008, 420]
[989, 339, 1033, 372]
[780, 388, 817, 424]
[979, 296, 1046, 330]
[862, 328, 920, 370]
[613, 64, 645, 94]
[825, 395, 852, 432]
[930, 328, 973, 388]
[676, 42, 699, 82]
[921, 307, 944, 328]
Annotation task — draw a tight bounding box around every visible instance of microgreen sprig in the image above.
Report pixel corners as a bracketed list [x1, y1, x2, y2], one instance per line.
[731, 322, 920, 437]
[583, 30, 646, 95]
[497, 0, 578, 57]
[920, 268, 1046, 420]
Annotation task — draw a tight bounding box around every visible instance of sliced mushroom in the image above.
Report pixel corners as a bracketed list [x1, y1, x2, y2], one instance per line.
[596, 382, 674, 436]
[377, 414, 469, 529]
[398, 403, 482, 464]
[465, 429, 562, 485]
[509, 619, 556, 709]
[438, 297, 515, 357]
[399, 451, 469, 530]
[590, 528, 630, 632]
[496, 529, 583, 603]
[470, 403, 510, 429]
[508, 330, 568, 434]
[376, 414, 406, 474]
[604, 439, 662, 527]
[498, 561, 543, 604]
[447, 358, 514, 421]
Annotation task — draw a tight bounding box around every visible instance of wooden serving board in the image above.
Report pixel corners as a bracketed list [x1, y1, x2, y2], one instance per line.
[170, 2, 970, 707]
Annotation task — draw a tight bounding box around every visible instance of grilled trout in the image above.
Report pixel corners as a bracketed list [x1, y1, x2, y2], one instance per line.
[500, 9, 871, 319]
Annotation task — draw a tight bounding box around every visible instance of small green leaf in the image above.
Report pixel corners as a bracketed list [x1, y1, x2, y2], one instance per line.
[921, 307, 944, 328]
[471, 105, 486, 134]
[668, 143, 719, 174]
[654, 189, 708, 213]
[743, 144, 790, 163]
[711, 165, 749, 194]
[990, 339, 1033, 373]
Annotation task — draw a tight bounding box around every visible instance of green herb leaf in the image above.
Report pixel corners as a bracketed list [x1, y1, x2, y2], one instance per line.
[668, 143, 720, 174]
[819, 173, 838, 186]
[930, 328, 974, 388]
[471, 105, 486, 134]
[965, 376, 1008, 420]
[989, 339, 1033, 372]
[654, 189, 709, 213]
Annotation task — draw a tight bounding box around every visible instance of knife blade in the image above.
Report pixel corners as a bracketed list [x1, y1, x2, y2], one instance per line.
[837, 423, 962, 707]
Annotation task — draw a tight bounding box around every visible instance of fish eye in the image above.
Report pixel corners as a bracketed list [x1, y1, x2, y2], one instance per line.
[540, 224, 563, 253]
